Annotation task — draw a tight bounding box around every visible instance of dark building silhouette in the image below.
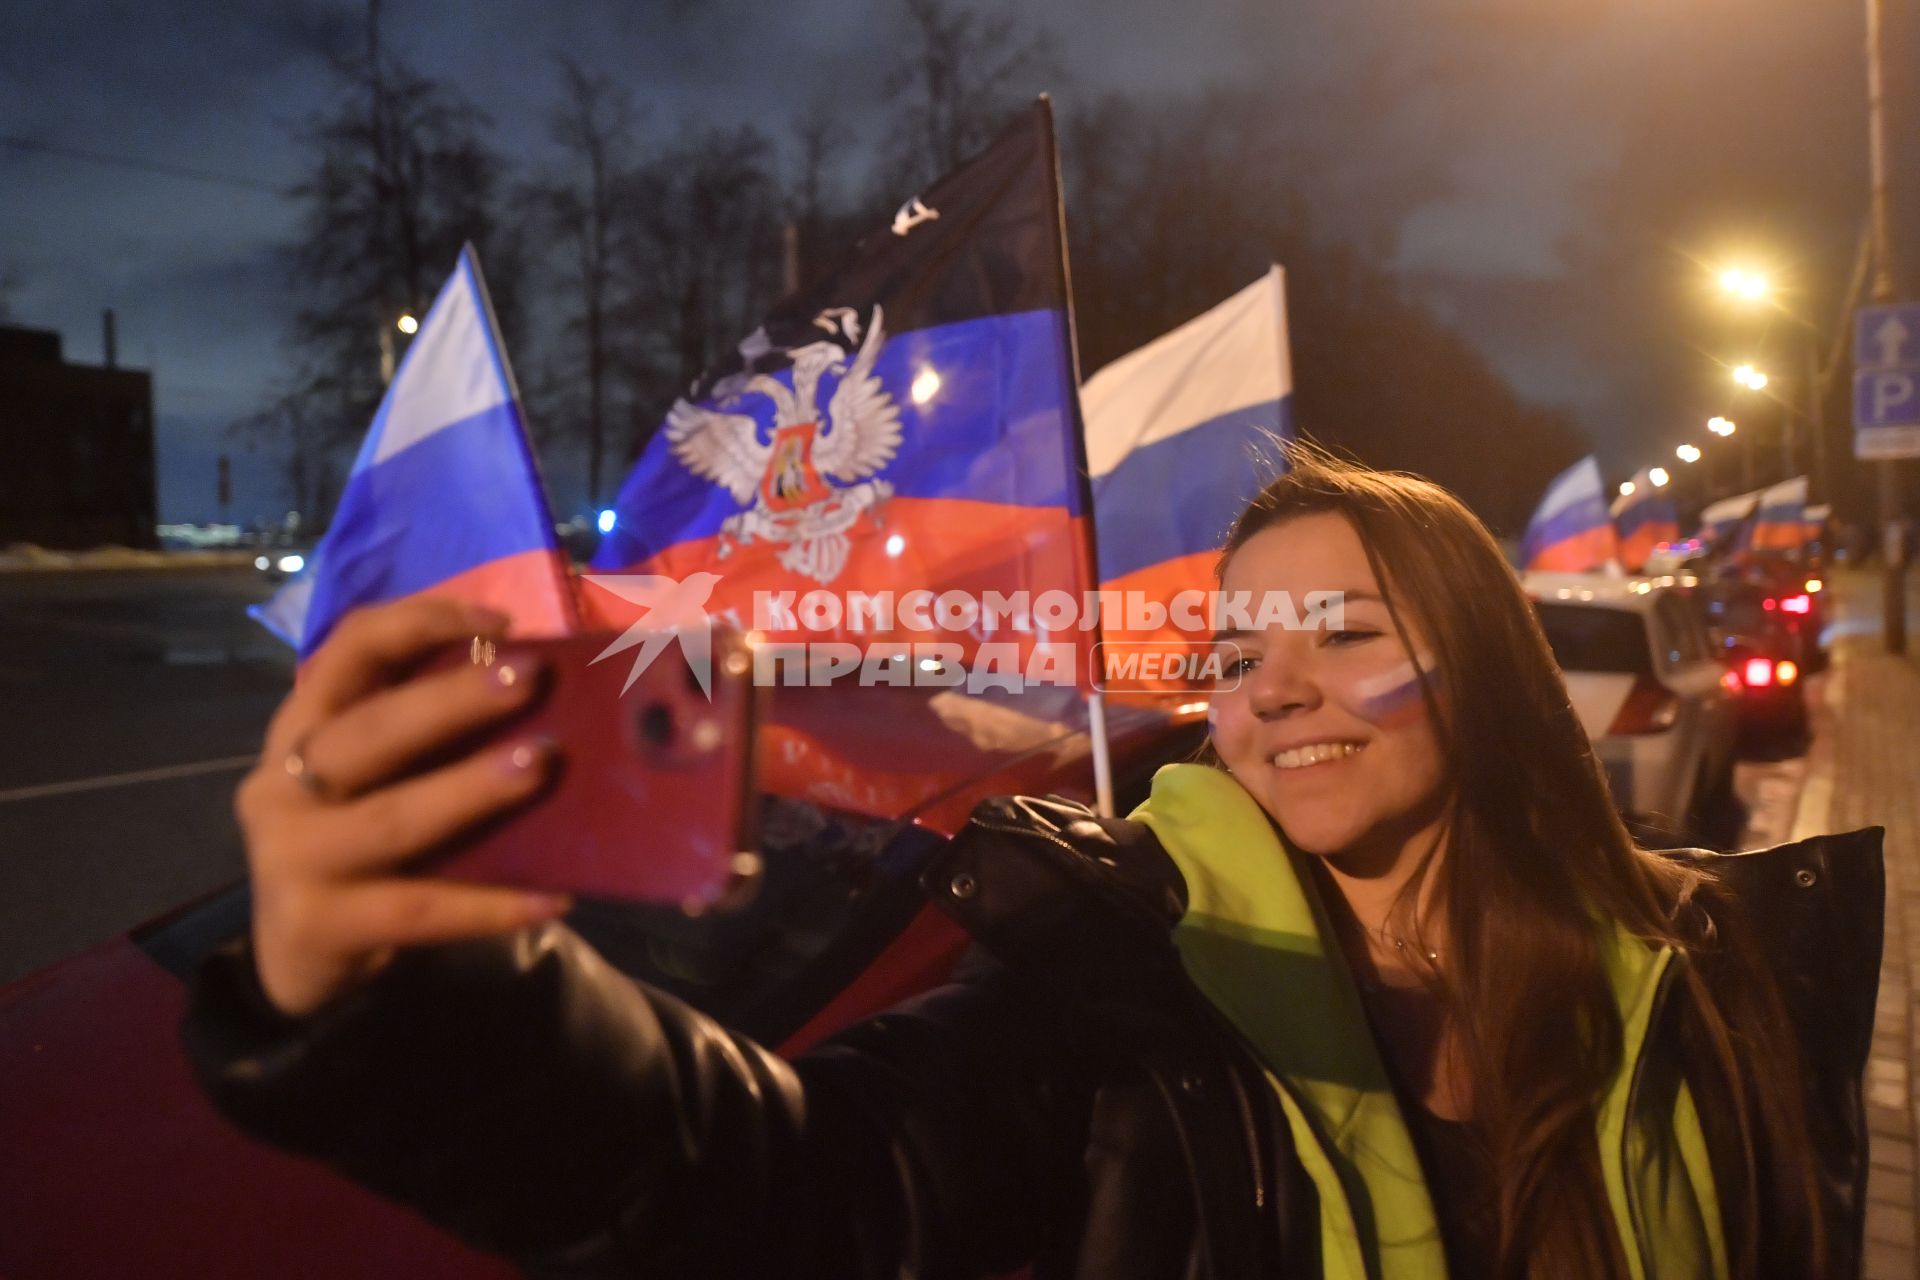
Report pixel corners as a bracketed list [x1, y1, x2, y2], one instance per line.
[0, 322, 156, 549]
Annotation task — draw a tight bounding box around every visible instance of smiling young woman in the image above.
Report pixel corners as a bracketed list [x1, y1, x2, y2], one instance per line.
[1206, 449, 1838, 1277]
[183, 446, 1880, 1280]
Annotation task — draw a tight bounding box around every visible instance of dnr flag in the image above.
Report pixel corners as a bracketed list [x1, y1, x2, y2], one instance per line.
[588, 100, 1093, 674]
[253, 247, 575, 657]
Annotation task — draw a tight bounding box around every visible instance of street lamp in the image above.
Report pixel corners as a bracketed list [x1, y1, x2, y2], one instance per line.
[1649, 467, 1671, 488]
[396, 313, 420, 335]
[1619, 480, 1637, 498]
[1677, 443, 1703, 463]
[1709, 416, 1737, 436]
[1732, 364, 1770, 391]
[1718, 268, 1770, 303]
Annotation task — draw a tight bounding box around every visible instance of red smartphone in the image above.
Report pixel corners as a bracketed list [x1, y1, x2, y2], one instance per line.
[418, 627, 761, 912]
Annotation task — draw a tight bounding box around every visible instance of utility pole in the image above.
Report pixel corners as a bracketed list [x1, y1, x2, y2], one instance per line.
[1867, 0, 1908, 653]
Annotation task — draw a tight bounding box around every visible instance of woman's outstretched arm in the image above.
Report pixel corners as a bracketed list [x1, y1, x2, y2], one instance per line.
[185, 923, 1089, 1278]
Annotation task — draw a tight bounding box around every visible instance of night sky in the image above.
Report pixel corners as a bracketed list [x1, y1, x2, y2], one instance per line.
[0, 0, 1887, 527]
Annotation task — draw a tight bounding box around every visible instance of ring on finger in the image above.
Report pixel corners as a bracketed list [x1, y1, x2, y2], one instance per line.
[284, 735, 336, 802]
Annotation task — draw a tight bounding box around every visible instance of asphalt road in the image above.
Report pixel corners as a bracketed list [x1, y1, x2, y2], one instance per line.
[0, 567, 292, 984]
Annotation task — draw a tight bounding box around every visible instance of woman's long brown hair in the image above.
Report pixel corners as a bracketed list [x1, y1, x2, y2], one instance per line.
[1218, 444, 1824, 1278]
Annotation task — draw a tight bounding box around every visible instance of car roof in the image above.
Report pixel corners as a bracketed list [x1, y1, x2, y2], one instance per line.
[1521, 570, 1699, 613]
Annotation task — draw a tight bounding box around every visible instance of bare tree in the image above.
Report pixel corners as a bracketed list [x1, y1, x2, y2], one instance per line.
[879, 0, 1056, 191]
[532, 56, 640, 507]
[246, 0, 512, 517]
[616, 125, 785, 456]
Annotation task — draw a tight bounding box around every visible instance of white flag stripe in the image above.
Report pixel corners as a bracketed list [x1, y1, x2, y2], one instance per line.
[1080, 266, 1290, 477]
[368, 263, 511, 467]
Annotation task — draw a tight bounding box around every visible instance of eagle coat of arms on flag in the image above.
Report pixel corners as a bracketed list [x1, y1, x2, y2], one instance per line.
[663, 306, 902, 585]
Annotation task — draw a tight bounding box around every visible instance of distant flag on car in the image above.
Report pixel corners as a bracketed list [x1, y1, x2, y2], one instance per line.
[1522, 456, 1618, 572]
[1608, 468, 1679, 572]
[251, 246, 576, 657]
[587, 100, 1095, 687]
[1079, 266, 1291, 680]
[1698, 488, 1763, 552]
[1803, 502, 1831, 547]
[1749, 474, 1811, 554]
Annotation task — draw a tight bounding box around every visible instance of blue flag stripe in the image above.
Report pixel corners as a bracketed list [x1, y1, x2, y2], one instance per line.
[1091, 399, 1290, 582]
[597, 309, 1078, 568]
[302, 400, 556, 651]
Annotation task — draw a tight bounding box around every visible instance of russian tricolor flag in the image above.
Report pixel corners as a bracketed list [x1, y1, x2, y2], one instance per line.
[1750, 475, 1810, 553]
[1081, 266, 1291, 653]
[252, 247, 576, 656]
[1522, 456, 1618, 572]
[1609, 468, 1678, 572]
[1699, 489, 1761, 550]
[586, 102, 1094, 668]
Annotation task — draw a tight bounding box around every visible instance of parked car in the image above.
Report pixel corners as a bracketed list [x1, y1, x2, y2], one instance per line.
[1698, 569, 1827, 675]
[0, 681, 1206, 1278]
[1714, 629, 1809, 748]
[251, 546, 312, 583]
[1523, 572, 1738, 846]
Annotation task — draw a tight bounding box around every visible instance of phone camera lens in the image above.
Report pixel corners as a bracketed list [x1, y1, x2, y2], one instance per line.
[638, 702, 675, 749]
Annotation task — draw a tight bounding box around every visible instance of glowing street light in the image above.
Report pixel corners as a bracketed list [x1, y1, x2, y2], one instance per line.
[1708, 416, 1737, 436]
[1676, 443, 1703, 463]
[1648, 467, 1671, 488]
[1732, 364, 1769, 391]
[1718, 268, 1769, 302]
[1618, 480, 1637, 498]
[397, 313, 420, 335]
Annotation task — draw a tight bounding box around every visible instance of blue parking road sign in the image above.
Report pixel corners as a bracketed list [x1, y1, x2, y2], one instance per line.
[1856, 366, 1920, 426]
[1855, 303, 1920, 459]
[1857, 303, 1920, 368]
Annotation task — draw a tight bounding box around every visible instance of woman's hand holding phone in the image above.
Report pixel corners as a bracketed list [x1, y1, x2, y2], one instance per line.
[235, 596, 572, 1019]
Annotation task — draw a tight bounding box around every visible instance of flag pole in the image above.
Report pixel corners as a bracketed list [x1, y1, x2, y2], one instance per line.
[461, 243, 586, 632]
[1036, 94, 1115, 818]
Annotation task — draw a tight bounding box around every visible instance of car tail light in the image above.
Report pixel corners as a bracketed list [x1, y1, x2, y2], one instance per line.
[1762, 597, 1778, 612]
[1806, 578, 1823, 593]
[1743, 657, 1774, 687]
[1780, 593, 1811, 614]
[1777, 659, 1799, 685]
[1720, 669, 1743, 694]
[1609, 675, 1681, 734]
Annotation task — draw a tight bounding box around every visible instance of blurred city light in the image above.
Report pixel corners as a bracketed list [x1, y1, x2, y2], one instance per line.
[910, 366, 941, 405]
[1732, 364, 1768, 390]
[1619, 480, 1637, 497]
[1708, 416, 1736, 436]
[1676, 443, 1702, 463]
[276, 554, 305, 574]
[396, 313, 419, 335]
[885, 533, 907, 557]
[1718, 269, 1769, 302]
[596, 509, 617, 534]
[1649, 467, 1671, 487]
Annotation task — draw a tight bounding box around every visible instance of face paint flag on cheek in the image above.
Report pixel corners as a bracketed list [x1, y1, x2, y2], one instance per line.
[1348, 654, 1435, 725]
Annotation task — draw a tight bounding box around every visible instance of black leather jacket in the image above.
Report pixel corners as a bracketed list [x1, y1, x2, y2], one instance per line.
[184, 800, 1884, 1278]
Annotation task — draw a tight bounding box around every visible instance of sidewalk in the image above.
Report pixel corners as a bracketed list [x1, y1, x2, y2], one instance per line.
[1790, 568, 1920, 1280]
